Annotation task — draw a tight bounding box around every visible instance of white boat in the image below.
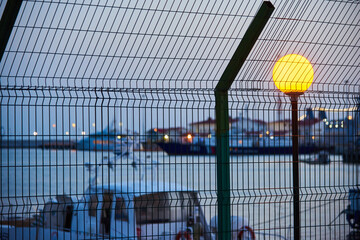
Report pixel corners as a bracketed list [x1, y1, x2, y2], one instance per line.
[0, 159, 254, 240]
[77, 120, 139, 155]
[113, 138, 134, 156]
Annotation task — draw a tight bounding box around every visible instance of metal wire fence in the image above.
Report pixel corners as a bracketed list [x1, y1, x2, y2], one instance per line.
[0, 0, 359, 239]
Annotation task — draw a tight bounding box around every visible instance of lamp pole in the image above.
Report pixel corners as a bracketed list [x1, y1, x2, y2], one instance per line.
[291, 95, 300, 240]
[273, 53, 314, 240]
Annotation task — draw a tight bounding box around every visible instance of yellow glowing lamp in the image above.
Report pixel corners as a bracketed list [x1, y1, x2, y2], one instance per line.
[273, 54, 314, 96]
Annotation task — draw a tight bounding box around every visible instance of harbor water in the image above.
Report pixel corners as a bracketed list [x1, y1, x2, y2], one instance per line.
[1, 148, 358, 239]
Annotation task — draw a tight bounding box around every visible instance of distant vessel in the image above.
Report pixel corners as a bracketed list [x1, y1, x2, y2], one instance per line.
[77, 121, 137, 155]
[157, 135, 322, 156]
[157, 110, 327, 155]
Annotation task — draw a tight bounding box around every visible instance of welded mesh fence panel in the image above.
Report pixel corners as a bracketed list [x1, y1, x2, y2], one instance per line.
[0, 0, 359, 239]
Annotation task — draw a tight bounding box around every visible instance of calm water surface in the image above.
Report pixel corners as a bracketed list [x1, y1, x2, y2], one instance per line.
[1, 148, 358, 239]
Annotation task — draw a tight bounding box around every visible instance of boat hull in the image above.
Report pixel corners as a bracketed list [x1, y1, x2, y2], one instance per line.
[157, 142, 324, 155]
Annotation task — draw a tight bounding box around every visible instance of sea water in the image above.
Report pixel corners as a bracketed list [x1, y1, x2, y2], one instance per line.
[1, 148, 358, 239]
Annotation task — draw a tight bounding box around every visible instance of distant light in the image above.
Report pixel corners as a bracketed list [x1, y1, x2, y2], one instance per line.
[259, 134, 263, 138]
[208, 134, 212, 138]
[164, 135, 169, 140]
[312, 136, 315, 140]
[329, 125, 332, 128]
[326, 122, 329, 125]
[348, 115, 353, 120]
[81, 131, 86, 135]
[117, 135, 121, 139]
[341, 125, 344, 128]
[238, 140, 243, 144]
[65, 131, 69, 135]
[33, 131, 38, 136]
[323, 119, 327, 122]
[52, 124, 56, 128]
[119, 122, 123, 126]
[187, 134, 192, 140]
[270, 136, 274, 140]
[335, 125, 338, 128]
[92, 123, 96, 127]
[154, 128, 158, 132]
[72, 123, 76, 128]
[266, 131, 270, 135]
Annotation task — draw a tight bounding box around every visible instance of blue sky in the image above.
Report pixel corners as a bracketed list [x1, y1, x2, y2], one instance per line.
[1, 0, 359, 138]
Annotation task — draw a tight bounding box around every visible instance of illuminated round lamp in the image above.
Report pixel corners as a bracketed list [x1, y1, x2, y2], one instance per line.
[273, 54, 314, 97]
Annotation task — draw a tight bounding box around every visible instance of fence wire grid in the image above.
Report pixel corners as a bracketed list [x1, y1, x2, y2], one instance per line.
[0, 0, 359, 239]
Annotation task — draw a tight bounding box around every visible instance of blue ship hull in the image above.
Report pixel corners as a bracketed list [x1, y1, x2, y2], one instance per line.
[157, 142, 324, 155]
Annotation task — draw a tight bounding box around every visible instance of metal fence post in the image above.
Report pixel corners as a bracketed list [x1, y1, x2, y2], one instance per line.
[0, 0, 23, 62]
[215, 2, 274, 239]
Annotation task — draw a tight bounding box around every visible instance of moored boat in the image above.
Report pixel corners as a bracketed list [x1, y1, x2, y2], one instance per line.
[157, 135, 324, 156]
[0, 157, 254, 240]
[77, 121, 138, 155]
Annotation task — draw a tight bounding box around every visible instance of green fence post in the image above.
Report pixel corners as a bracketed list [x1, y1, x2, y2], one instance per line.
[0, 0, 23, 62]
[215, 2, 274, 239]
